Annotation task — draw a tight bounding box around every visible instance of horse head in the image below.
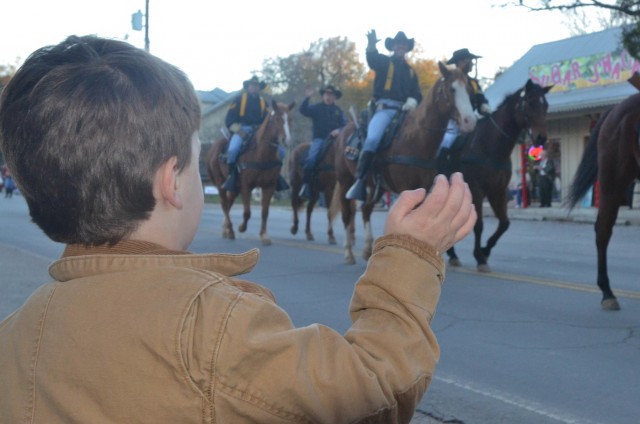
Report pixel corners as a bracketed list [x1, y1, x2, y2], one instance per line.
[516, 79, 553, 146]
[436, 61, 477, 133]
[267, 100, 296, 146]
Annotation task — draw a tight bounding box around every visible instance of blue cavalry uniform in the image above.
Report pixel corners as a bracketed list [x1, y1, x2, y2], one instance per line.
[222, 76, 288, 192]
[346, 30, 423, 201]
[298, 85, 346, 199]
[437, 48, 491, 176]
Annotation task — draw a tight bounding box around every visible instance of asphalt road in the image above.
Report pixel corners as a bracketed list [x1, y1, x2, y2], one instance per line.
[1, 195, 639, 423]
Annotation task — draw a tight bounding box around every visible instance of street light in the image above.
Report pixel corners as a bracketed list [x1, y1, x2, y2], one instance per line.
[131, 0, 150, 52]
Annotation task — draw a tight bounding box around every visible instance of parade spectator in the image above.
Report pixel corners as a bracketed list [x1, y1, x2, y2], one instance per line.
[0, 35, 476, 424]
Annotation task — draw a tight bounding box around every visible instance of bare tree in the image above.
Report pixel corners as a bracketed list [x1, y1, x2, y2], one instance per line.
[502, 1, 640, 56]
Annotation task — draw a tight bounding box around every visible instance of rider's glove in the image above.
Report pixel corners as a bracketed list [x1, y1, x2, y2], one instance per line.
[479, 103, 492, 116]
[402, 97, 418, 112]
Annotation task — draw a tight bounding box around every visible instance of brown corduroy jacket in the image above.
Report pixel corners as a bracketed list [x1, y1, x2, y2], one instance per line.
[0, 234, 444, 424]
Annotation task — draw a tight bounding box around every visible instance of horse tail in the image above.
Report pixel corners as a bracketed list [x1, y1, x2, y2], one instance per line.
[329, 181, 342, 223]
[566, 108, 610, 209]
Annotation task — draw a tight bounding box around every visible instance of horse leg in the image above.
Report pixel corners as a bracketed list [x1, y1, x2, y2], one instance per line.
[594, 200, 620, 310]
[326, 186, 337, 245]
[305, 195, 317, 241]
[341, 195, 356, 264]
[220, 190, 236, 240]
[361, 201, 375, 261]
[238, 189, 252, 234]
[259, 186, 276, 246]
[290, 188, 300, 236]
[476, 193, 511, 272]
[447, 246, 461, 267]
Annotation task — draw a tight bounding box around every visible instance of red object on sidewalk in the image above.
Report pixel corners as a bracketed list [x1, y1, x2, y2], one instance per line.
[520, 144, 529, 208]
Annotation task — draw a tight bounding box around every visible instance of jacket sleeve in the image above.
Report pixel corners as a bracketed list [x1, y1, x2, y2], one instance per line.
[225, 95, 240, 128]
[299, 97, 314, 118]
[205, 234, 444, 424]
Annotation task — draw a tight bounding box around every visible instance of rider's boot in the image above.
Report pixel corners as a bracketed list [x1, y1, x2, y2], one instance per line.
[222, 163, 239, 192]
[298, 169, 313, 200]
[346, 151, 375, 201]
[276, 174, 290, 192]
[437, 148, 452, 178]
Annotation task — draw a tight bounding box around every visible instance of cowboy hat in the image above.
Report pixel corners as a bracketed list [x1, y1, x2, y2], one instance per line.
[243, 76, 267, 90]
[319, 85, 342, 99]
[384, 31, 414, 52]
[447, 48, 482, 65]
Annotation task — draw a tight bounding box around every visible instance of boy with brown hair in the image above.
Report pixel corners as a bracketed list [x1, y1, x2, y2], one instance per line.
[0, 35, 476, 423]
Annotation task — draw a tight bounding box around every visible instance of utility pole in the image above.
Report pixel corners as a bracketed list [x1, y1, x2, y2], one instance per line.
[131, 0, 150, 52]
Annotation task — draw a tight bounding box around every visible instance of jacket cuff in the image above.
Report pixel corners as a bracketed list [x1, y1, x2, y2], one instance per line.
[373, 234, 445, 283]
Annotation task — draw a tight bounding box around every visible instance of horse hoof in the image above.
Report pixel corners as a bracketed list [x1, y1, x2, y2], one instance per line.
[306, 233, 314, 241]
[477, 264, 491, 273]
[449, 258, 462, 267]
[344, 255, 356, 265]
[290, 226, 298, 235]
[601, 298, 621, 311]
[262, 238, 272, 246]
[328, 236, 337, 245]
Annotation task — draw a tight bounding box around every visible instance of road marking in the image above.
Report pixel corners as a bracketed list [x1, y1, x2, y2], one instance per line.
[449, 266, 640, 301]
[434, 374, 601, 424]
[196, 228, 640, 301]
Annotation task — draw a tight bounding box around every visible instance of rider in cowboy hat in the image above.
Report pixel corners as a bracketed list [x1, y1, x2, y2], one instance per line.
[437, 48, 492, 176]
[298, 84, 346, 200]
[223, 76, 289, 192]
[346, 30, 423, 201]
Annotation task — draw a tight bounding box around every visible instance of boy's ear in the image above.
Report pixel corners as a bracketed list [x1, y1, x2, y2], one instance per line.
[158, 156, 183, 209]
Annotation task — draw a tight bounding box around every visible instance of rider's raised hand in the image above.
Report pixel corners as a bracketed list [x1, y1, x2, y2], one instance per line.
[366, 30, 379, 51]
[384, 173, 476, 253]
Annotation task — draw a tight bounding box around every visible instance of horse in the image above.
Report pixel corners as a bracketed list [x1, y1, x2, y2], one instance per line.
[444, 79, 552, 272]
[334, 61, 477, 264]
[207, 100, 295, 245]
[288, 140, 340, 244]
[567, 92, 640, 311]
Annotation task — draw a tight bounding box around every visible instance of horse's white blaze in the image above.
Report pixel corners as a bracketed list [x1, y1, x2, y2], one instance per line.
[283, 113, 292, 146]
[452, 79, 477, 133]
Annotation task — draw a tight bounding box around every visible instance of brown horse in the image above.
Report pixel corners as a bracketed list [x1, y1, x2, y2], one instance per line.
[289, 140, 340, 244]
[567, 92, 640, 310]
[335, 61, 477, 264]
[207, 100, 295, 245]
[445, 79, 552, 272]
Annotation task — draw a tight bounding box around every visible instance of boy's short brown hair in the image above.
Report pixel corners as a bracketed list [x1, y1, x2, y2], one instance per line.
[0, 35, 201, 245]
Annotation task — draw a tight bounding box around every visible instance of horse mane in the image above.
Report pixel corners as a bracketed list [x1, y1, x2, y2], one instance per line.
[495, 88, 524, 112]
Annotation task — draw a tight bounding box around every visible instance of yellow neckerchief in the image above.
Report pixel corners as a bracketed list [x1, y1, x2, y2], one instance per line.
[239, 92, 266, 117]
[470, 78, 480, 95]
[384, 61, 415, 92]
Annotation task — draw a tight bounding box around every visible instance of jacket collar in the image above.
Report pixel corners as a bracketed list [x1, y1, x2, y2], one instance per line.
[49, 240, 260, 282]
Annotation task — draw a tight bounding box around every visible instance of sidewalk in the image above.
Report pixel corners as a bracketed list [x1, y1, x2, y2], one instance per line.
[498, 202, 640, 225]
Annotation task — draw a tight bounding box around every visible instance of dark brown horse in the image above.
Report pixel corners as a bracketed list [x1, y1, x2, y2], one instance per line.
[445, 79, 552, 272]
[567, 92, 640, 311]
[288, 140, 340, 244]
[207, 100, 295, 245]
[335, 62, 477, 264]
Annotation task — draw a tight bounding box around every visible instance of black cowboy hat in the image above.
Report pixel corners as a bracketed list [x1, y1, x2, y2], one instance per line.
[384, 31, 414, 52]
[319, 85, 342, 99]
[447, 48, 482, 65]
[243, 76, 267, 90]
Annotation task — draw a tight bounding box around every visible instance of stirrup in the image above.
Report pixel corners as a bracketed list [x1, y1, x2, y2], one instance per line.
[276, 175, 290, 192]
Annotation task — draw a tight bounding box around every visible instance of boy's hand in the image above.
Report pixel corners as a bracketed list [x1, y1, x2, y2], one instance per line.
[384, 173, 476, 253]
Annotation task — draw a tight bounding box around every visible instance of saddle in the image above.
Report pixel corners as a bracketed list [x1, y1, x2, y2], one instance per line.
[311, 136, 335, 173]
[218, 128, 256, 164]
[344, 108, 407, 161]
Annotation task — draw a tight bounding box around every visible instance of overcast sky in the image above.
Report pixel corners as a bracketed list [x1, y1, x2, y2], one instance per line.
[1, 0, 578, 92]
